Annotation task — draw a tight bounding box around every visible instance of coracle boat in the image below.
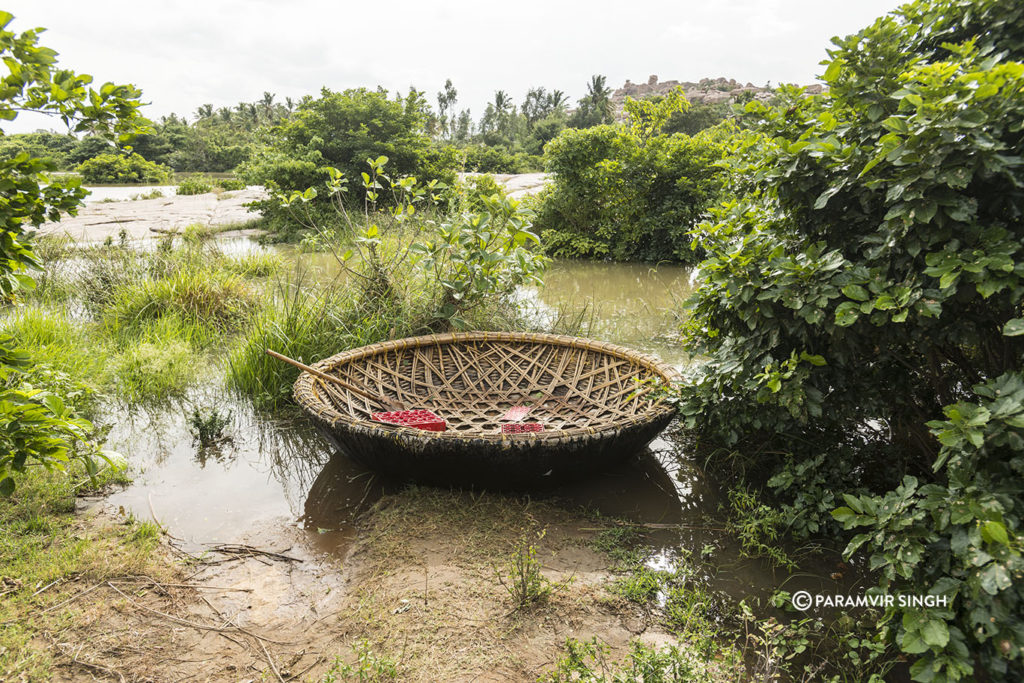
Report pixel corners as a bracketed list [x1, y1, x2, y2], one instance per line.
[292, 331, 679, 487]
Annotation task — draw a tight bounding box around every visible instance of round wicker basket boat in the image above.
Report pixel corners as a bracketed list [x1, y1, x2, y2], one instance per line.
[293, 331, 679, 487]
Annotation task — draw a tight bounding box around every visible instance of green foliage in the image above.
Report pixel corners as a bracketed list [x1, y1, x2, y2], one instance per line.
[76, 152, 170, 183]
[540, 638, 719, 683]
[494, 530, 556, 609]
[213, 177, 245, 191]
[0, 10, 142, 494]
[723, 487, 798, 570]
[662, 101, 733, 136]
[677, 1, 1024, 680]
[188, 407, 231, 448]
[623, 86, 690, 144]
[0, 131, 77, 167]
[279, 156, 545, 329]
[240, 87, 435, 231]
[535, 122, 729, 262]
[831, 374, 1024, 682]
[175, 175, 213, 195]
[739, 597, 895, 682]
[410, 193, 546, 328]
[460, 143, 542, 173]
[321, 639, 399, 682]
[0, 373, 108, 497]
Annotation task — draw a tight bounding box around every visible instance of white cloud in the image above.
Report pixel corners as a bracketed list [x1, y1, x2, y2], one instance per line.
[2, 0, 902, 134]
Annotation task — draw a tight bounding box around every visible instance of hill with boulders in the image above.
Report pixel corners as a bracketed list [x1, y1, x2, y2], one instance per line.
[612, 74, 822, 111]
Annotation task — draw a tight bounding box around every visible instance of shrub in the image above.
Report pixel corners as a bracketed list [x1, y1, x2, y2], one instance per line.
[495, 531, 555, 610]
[541, 638, 722, 683]
[112, 334, 193, 402]
[535, 121, 729, 263]
[461, 143, 542, 173]
[238, 87, 438, 235]
[188, 407, 231, 448]
[75, 152, 171, 183]
[104, 266, 256, 343]
[176, 175, 213, 195]
[0, 11, 143, 495]
[678, 0, 1024, 679]
[453, 173, 506, 212]
[213, 177, 245, 191]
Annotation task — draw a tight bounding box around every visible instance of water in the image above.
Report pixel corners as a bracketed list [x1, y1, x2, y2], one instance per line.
[82, 185, 179, 202]
[525, 259, 696, 367]
[104, 243, 843, 605]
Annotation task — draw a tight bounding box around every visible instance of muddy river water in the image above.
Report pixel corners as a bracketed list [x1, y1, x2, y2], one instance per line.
[105, 242, 850, 606]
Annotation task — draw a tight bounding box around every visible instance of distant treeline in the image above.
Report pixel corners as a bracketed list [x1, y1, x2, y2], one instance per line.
[0, 77, 734, 177]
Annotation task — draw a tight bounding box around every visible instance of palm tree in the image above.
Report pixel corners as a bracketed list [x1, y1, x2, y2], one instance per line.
[259, 92, 276, 122]
[585, 75, 613, 123]
[547, 90, 568, 114]
[522, 87, 547, 128]
[194, 103, 214, 121]
[492, 90, 512, 117]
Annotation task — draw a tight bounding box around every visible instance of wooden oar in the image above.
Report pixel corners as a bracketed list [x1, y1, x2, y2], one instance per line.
[265, 349, 405, 411]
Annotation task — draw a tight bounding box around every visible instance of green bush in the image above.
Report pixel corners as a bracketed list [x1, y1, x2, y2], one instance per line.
[534, 123, 729, 263]
[678, 0, 1024, 680]
[238, 87, 438, 235]
[175, 175, 214, 195]
[75, 152, 171, 184]
[213, 177, 245, 191]
[0, 11, 143, 496]
[104, 266, 256, 344]
[461, 143, 542, 173]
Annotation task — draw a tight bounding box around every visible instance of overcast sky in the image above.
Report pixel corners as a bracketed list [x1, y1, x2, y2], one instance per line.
[5, 0, 903, 134]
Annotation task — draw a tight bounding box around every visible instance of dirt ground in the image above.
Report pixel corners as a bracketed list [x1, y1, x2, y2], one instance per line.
[31, 489, 679, 682]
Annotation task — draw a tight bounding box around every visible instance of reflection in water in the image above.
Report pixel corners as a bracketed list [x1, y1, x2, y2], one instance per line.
[106, 385, 333, 550]
[525, 260, 696, 367]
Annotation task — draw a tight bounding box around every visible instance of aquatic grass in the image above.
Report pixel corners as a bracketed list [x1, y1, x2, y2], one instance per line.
[227, 273, 406, 406]
[110, 319, 197, 403]
[612, 565, 664, 604]
[222, 250, 284, 277]
[103, 266, 257, 346]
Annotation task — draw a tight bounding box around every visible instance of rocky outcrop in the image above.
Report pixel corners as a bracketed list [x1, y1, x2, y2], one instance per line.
[612, 75, 822, 112]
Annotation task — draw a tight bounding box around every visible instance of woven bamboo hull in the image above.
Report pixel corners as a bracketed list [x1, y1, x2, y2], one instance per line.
[307, 407, 675, 487]
[293, 331, 679, 488]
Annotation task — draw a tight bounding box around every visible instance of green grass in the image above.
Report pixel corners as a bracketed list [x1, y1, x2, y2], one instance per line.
[5, 238, 266, 403]
[0, 464, 163, 681]
[227, 273, 409, 406]
[110, 323, 195, 402]
[103, 265, 256, 346]
[540, 637, 731, 682]
[223, 251, 283, 277]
